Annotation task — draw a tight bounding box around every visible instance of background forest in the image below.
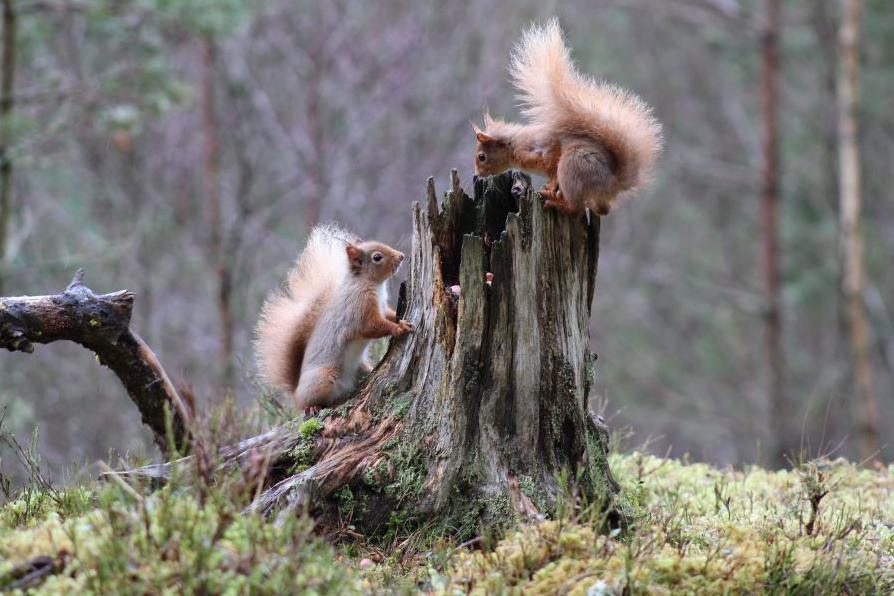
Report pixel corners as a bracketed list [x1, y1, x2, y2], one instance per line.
[1, 0, 892, 487]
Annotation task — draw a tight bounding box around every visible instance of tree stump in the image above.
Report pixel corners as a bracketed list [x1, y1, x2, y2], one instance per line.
[248, 171, 623, 533]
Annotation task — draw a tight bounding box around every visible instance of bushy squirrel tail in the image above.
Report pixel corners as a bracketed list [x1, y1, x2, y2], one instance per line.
[255, 224, 356, 393]
[510, 18, 664, 193]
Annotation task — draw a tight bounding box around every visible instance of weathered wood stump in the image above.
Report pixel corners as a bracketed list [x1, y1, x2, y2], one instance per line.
[247, 171, 622, 532]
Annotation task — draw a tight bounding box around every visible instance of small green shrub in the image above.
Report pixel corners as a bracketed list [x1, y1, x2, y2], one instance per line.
[0, 483, 360, 594]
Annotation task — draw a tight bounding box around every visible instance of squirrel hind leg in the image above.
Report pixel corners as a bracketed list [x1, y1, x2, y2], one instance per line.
[541, 178, 581, 215]
[543, 185, 582, 216]
[293, 366, 343, 410]
[555, 145, 617, 216]
[593, 201, 612, 216]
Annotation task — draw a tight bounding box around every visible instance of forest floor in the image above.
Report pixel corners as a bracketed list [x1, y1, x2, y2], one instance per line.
[1, 451, 892, 594]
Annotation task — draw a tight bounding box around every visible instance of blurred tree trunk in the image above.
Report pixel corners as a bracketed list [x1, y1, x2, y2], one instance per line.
[0, 0, 16, 295]
[837, 0, 878, 461]
[201, 35, 234, 390]
[304, 50, 325, 231]
[760, 0, 785, 465]
[808, 1, 841, 212]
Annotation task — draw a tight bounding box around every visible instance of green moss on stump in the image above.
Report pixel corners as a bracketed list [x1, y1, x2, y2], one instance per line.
[287, 418, 325, 474]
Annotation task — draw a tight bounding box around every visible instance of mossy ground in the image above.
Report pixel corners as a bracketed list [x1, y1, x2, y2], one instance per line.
[1, 453, 892, 594]
[435, 454, 894, 594]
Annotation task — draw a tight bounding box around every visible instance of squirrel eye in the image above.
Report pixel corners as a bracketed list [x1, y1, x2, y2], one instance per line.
[372, 252, 383, 263]
[477, 152, 487, 163]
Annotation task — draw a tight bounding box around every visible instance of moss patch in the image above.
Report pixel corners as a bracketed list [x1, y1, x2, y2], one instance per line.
[382, 439, 428, 504]
[286, 418, 325, 474]
[298, 418, 324, 439]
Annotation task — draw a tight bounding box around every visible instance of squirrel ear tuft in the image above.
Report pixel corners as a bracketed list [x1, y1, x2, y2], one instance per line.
[470, 120, 482, 135]
[346, 244, 362, 265]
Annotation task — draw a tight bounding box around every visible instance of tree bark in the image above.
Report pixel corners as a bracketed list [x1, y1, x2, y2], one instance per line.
[201, 35, 234, 390]
[760, 0, 785, 466]
[837, 0, 878, 461]
[0, 0, 17, 295]
[0, 270, 190, 454]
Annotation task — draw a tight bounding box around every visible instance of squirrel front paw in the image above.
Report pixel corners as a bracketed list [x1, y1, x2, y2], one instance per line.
[395, 319, 414, 336]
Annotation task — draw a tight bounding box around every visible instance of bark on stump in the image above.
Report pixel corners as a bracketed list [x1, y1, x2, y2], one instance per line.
[251, 171, 622, 532]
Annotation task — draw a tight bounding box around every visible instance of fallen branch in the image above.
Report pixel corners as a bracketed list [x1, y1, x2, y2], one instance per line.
[0, 269, 189, 454]
[0, 555, 65, 591]
[116, 418, 307, 485]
